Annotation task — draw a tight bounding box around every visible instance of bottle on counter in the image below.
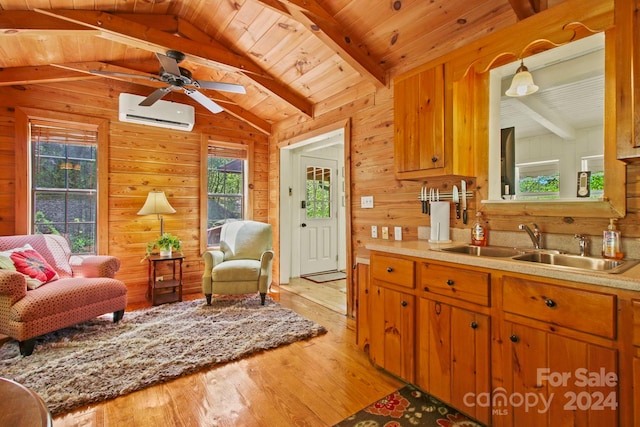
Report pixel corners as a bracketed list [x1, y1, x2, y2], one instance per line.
[602, 218, 623, 260]
[471, 212, 488, 247]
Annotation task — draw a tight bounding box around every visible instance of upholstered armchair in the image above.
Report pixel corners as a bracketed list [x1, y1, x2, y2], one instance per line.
[202, 221, 274, 305]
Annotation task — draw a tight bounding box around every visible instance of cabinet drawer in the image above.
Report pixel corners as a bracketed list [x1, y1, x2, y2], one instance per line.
[371, 253, 415, 289]
[503, 276, 616, 339]
[419, 262, 490, 306]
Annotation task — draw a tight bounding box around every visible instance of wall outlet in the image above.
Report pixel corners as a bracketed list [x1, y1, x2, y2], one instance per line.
[156, 276, 164, 282]
[371, 225, 378, 238]
[381, 226, 389, 239]
[394, 226, 403, 241]
[361, 196, 374, 209]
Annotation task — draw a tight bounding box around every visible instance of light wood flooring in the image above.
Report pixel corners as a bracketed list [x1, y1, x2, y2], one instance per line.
[52, 288, 403, 427]
[279, 276, 347, 314]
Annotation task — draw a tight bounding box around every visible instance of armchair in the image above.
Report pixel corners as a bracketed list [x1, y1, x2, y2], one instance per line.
[202, 221, 274, 305]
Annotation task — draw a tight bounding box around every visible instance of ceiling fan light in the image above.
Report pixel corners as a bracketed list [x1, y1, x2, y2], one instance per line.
[505, 61, 539, 97]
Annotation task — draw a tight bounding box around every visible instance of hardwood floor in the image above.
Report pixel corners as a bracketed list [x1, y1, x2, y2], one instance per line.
[52, 289, 403, 427]
[279, 277, 347, 314]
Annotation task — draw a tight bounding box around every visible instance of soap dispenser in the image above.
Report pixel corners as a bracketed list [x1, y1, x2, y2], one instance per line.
[471, 212, 488, 247]
[602, 219, 623, 260]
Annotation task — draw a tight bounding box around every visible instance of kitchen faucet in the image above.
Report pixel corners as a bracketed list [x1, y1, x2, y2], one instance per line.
[519, 223, 542, 249]
[574, 234, 589, 256]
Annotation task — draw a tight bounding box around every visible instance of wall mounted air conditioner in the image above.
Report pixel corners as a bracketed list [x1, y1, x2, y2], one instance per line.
[118, 93, 195, 131]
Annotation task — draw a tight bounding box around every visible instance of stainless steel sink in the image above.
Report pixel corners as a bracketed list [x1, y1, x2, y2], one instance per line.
[440, 245, 524, 257]
[512, 252, 638, 274]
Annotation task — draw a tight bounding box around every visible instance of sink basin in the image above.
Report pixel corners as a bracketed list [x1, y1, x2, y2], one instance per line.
[512, 252, 638, 273]
[440, 245, 523, 258]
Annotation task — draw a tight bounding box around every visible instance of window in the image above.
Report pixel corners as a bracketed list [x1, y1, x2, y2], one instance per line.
[31, 123, 98, 254]
[206, 144, 247, 245]
[516, 160, 560, 199]
[305, 166, 332, 219]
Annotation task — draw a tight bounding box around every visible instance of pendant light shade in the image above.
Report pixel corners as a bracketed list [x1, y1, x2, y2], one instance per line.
[505, 60, 539, 97]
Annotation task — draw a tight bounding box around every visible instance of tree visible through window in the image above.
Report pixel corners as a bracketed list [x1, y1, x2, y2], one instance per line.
[207, 144, 247, 245]
[31, 123, 98, 254]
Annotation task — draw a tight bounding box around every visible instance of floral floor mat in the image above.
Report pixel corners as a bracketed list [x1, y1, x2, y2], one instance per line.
[334, 384, 486, 427]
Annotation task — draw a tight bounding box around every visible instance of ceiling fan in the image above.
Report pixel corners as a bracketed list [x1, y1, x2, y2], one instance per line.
[90, 50, 246, 114]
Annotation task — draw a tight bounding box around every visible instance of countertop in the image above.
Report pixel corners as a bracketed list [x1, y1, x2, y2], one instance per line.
[366, 240, 640, 293]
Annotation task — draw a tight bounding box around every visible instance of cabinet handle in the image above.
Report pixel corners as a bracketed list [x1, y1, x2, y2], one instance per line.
[401, 301, 408, 307]
[470, 321, 478, 329]
[446, 279, 454, 286]
[510, 334, 519, 343]
[387, 267, 393, 273]
[431, 156, 438, 163]
[545, 299, 556, 308]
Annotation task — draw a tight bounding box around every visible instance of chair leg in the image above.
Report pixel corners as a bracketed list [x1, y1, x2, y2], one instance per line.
[113, 309, 125, 323]
[260, 292, 266, 305]
[19, 338, 36, 357]
[206, 294, 212, 305]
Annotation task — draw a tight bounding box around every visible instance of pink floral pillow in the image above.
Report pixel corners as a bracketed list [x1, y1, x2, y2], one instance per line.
[0, 244, 59, 289]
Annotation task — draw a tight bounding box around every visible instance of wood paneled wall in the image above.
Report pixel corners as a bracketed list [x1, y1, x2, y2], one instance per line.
[0, 79, 269, 303]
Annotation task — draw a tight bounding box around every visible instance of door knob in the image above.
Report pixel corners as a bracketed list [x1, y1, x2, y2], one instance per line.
[301, 223, 307, 227]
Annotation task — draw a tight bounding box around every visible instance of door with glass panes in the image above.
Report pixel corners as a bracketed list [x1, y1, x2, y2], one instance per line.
[300, 156, 338, 275]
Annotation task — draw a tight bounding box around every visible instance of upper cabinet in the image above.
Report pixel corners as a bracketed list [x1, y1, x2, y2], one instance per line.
[393, 64, 474, 180]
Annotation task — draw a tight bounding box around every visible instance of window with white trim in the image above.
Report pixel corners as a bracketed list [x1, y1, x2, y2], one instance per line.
[206, 144, 247, 245]
[516, 160, 560, 200]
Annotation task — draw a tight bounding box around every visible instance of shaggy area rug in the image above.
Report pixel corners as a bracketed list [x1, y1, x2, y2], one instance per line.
[334, 384, 485, 427]
[0, 295, 327, 417]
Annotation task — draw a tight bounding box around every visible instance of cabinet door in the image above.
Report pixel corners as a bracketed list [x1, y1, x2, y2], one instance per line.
[394, 64, 445, 176]
[370, 284, 415, 382]
[416, 298, 490, 425]
[500, 321, 618, 427]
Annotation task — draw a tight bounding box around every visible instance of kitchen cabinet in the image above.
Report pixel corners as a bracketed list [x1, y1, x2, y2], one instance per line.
[394, 64, 446, 179]
[416, 262, 491, 424]
[417, 298, 491, 424]
[370, 284, 415, 382]
[632, 300, 640, 426]
[370, 253, 416, 382]
[496, 275, 618, 427]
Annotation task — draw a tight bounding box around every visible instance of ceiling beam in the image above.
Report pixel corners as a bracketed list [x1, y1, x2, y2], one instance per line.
[508, 0, 547, 20]
[29, 10, 312, 117]
[256, 0, 387, 86]
[510, 96, 576, 140]
[0, 65, 100, 86]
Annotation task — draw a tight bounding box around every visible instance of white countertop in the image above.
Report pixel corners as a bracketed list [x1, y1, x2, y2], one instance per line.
[366, 240, 640, 293]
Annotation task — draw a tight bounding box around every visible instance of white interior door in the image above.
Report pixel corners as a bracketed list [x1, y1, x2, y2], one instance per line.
[300, 156, 338, 275]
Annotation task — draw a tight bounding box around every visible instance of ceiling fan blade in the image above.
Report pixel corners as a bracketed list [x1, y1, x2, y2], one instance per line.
[139, 87, 173, 106]
[184, 89, 224, 114]
[89, 69, 160, 82]
[156, 52, 182, 76]
[194, 80, 246, 94]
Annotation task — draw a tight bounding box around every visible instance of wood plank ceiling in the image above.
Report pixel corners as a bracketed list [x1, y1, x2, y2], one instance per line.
[0, 0, 550, 134]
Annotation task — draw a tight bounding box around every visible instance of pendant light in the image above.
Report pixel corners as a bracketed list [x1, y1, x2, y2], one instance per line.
[505, 60, 539, 97]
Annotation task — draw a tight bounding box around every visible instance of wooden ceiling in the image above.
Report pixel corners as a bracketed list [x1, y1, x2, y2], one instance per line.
[0, 0, 556, 134]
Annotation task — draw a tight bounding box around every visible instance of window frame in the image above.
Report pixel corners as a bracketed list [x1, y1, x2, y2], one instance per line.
[15, 108, 110, 254]
[200, 137, 253, 251]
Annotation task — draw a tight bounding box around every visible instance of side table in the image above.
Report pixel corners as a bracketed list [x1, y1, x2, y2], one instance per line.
[147, 254, 184, 305]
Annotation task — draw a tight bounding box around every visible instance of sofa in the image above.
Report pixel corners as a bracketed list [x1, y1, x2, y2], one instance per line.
[0, 234, 128, 356]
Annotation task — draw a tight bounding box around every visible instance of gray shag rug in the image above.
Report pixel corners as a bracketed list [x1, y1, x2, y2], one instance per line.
[0, 295, 327, 417]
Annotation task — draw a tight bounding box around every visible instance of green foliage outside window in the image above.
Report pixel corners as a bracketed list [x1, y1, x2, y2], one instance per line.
[207, 157, 243, 228]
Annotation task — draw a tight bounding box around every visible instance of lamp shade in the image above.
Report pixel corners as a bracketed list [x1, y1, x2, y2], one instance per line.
[505, 61, 539, 97]
[137, 191, 176, 216]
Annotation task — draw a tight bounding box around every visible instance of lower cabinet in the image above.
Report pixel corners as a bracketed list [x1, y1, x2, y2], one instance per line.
[416, 298, 491, 425]
[497, 321, 618, 427]
[356, 262, 370, 351]
[370, 284, 415, 382]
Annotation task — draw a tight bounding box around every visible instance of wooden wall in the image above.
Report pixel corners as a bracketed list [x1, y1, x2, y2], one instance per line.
[0, 79, 269, 304]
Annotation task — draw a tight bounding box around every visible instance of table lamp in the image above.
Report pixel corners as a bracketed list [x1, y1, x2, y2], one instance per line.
[137, 191, 176, 236]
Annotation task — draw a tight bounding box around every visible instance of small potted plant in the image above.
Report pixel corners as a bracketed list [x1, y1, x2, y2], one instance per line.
[146, 233, 182, 258]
